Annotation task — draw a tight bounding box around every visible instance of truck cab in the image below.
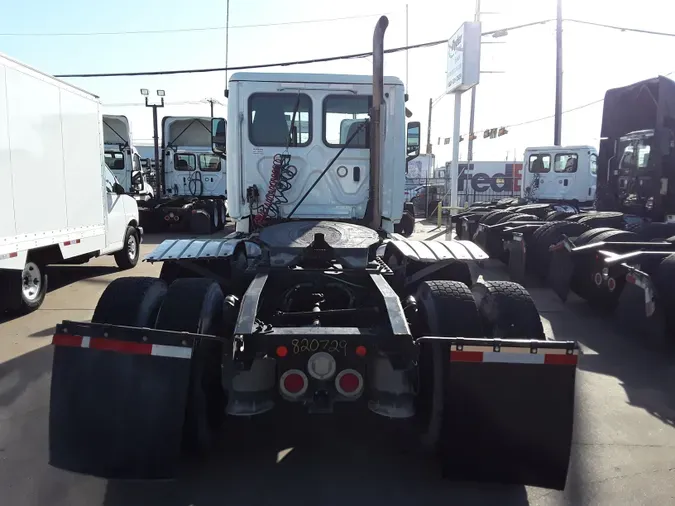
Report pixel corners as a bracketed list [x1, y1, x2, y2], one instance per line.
[522, 145, 597, 205]
[103, 115, 140, 194]
[221, 72, 414, 233]
[162, 116, 227, 199]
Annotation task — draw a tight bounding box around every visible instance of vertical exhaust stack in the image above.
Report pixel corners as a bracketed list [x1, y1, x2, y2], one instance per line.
[370, 15, 388, 230]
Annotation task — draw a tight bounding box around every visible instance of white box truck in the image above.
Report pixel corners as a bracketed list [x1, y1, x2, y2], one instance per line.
[0, 53, 143, 314]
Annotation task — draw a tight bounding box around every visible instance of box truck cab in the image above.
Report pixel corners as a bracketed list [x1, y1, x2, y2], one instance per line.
[103, 115, 154, 200]
[522, 145, 597, 205]
[0, 54, 143, 314]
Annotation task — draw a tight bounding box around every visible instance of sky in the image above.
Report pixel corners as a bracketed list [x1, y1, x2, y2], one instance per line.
[2, 0, 675, 166]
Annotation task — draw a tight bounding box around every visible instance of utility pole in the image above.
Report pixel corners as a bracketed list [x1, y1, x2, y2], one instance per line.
[141, 89, 165, 197]
[205, 98, 216, 118]
[426, 97, 433, 154]
[225, 0, 231, 95]
[405, 4, 409, 92]
[554, 0, 563, 145]
[467, 0, 481, 163]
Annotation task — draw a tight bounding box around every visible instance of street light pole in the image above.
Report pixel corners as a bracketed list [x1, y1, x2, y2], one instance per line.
[554, 0, 563, 145]
[467, 0, 481, 163]
[142, 88, 165, 197]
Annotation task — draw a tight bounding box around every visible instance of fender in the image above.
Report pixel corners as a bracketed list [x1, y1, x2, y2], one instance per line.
[387, 235, 488, 263]
[144, 235, 261, 262]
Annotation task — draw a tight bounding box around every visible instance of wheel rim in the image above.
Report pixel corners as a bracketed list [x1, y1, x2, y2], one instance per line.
[127, 234, 138, 261]
[22, 262, 42, 302]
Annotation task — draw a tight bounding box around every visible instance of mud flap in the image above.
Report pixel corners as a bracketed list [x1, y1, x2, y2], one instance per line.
[422, 337, 578, 490]
[616, 273, 666, 341]
[548, 246, 574, 302]
[506, 234, 527, 283]
[49, 324, 194, 479]
[473, 224, 488, 250]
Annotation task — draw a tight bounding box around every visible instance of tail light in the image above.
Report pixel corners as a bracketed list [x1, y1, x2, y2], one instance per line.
[335, 369, 364, 398]
[279, 369, 308, 398]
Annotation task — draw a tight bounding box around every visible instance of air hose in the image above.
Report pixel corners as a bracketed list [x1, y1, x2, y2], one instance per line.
[254, 154, 297, 226]
[188, 171, 204, 197]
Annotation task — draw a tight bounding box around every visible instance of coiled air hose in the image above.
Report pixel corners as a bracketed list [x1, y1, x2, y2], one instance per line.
[254, 154, 297, 226]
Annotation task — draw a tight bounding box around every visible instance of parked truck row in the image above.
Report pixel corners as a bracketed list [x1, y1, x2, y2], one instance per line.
[458, 75, 675, 342]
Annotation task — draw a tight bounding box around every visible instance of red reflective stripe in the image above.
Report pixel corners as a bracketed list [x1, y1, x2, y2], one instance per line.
[450, 351, 484, 362]
[63, 240, 81, 246]
[9, 252, 17, 258]
[52, 334, 84, 347]
[544, 354, 578, 366]
[89, 337, 153, 355]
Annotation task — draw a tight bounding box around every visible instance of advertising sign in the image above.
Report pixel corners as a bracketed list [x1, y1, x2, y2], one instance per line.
[446, 22, 481, 94]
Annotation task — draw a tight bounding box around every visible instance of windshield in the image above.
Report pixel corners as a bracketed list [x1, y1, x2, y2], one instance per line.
[104, 151, 125, 171]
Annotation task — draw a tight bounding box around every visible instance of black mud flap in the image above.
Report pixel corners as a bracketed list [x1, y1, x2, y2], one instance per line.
[425, 337, 578, 490]
[49, 324, 194, 479]
[548, 246, 574, 302]
[472, 224, 488, 250]
[616, 274, 666, 342]
[506, 234, 527, 283]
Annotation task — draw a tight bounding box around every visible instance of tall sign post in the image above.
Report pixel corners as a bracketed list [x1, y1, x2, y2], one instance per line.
[446, 22, 481, 214]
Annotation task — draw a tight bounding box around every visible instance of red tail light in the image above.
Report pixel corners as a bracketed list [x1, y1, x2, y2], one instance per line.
[280, 369, 308, 398]
[335, 369, 363, 397]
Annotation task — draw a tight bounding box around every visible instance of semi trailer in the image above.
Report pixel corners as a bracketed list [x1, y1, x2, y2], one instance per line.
[48, 16, 579, 490]
[0, 53, 143, 314]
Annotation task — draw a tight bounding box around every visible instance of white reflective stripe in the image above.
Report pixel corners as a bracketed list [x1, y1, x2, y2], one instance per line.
[456, 345, 578, 355]
[482, 352, 545, 364]
[81, 336, 91, 348]
[151, 344, 192, 359]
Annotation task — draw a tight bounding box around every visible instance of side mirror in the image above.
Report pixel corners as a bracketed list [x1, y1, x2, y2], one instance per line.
[406, 121, 421, 164]
[132, 172, 144, 192]
[212, 117, 226, 155]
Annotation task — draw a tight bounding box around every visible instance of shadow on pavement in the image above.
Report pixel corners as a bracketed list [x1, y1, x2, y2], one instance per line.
[103, 414, 531, 506]
[0, 265, 119, 324]
[477, 259, 675, 429]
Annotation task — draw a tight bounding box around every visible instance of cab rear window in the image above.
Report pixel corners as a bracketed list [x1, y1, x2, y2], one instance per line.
[248, 93, 312, 147]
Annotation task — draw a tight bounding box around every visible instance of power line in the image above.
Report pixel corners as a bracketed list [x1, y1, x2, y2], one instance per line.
[0, 13, 389, 37]
[566, 19, 675, 38]
[55, 20, 554, 79]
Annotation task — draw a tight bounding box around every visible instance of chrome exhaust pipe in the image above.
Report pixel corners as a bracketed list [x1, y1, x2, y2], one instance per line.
[370, 15, 388, 231]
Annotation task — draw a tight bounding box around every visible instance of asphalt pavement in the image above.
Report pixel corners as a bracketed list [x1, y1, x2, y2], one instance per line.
[1, 223, 674, 505]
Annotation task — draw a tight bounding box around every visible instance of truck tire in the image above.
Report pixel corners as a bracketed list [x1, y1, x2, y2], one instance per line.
[479, 210, 513, 225]
[564, 213, 589, 222]
[414, 281, 482, 449]
[92, 277, 168, 325]
[636, 222, 675, 241]
[546, 210, 575, 221]
[572, 227, 617, 247]
[471, 281, 545, 340]
[155, 278, 227, 454]
[2, 259, 49, 314]
[653, 254, 675, 337]
[577, 212, 624, 229]
[190, 209, 212, 235]
[495, 212, 539, 224]
[530, 222, 590, 278]
[511, 203, 551, 219]
[415, 280, 482, 338]
[114, 226, 140, 270]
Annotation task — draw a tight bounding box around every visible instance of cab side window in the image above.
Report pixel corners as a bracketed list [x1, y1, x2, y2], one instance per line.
[104, 166, 118, 193]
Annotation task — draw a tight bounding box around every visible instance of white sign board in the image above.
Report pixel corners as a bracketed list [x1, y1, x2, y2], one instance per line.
[446, 22, 481, 94]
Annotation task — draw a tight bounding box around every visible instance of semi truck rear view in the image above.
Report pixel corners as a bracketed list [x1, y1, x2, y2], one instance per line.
[0, 53, 143, 314]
